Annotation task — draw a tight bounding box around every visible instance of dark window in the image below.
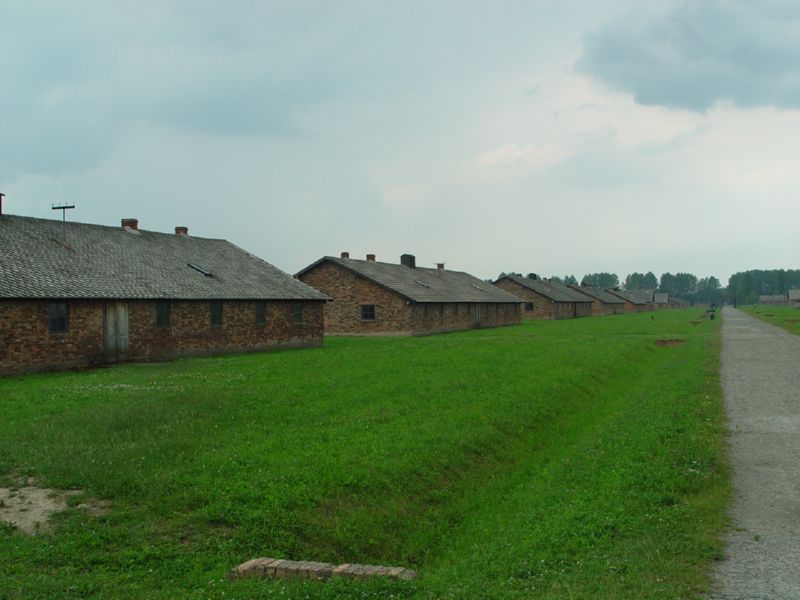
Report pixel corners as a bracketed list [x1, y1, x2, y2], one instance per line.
[453, 304, 459, 316]
[360, 304, 376, 320]
[438, 304, 444, 321]
[525, 302, 534, 310]
[255, 301, 267, 325]
[292, 302, 303, 324]
[156, 302, 170, 329]
[48, 302, 69, 333]
[210, 301, 223, 327]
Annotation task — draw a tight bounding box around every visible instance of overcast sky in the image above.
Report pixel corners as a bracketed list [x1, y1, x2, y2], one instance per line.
[2, 1, 799, 285]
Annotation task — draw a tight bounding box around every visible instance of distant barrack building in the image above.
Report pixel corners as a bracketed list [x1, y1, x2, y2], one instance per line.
[758, 294, 788, 306]
[606, 289, 652, 313]
[789, 290, 800, 307]
[493, 274, 593, 320]
[569, 284, 626, 316]
[0, 214, 327, 375]
[297, 253, 523, 335]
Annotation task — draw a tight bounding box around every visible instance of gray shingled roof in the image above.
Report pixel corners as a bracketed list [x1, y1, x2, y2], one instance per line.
[607, 289, 648, 305]
[298, 256, 522, 304]
[496, 275, 592, 303]
[0, 215, 327, 301]
[569, 285, 625, 304]
[619, 289, 654, 303]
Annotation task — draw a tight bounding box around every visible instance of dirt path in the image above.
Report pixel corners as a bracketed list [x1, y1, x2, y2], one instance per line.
[712, 308, 800, 599]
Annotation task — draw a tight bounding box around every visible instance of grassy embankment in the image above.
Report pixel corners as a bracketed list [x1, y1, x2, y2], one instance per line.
[740, 305, 800, 335]
[0, 309, 727, 598]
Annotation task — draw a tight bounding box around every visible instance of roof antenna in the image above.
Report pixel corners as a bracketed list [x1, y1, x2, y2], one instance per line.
[52, 202, 76, 241]
[0, 192, 4, 217]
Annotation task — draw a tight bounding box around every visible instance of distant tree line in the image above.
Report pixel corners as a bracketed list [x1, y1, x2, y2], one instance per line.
[495, 268, 799, 306]
[580, 272, 619, 288]
[624, 272, 658, 290]
[549, 274, 578, 285]
[657, 273, 721, 304]
[727, 269, 800, 304]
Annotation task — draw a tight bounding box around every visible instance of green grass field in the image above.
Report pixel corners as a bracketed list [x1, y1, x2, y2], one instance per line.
[741, 305, 800, 335]
[0, 309, 728, 599]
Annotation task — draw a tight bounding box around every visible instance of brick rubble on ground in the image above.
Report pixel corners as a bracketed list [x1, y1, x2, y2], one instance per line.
[228, 557, 417, 581]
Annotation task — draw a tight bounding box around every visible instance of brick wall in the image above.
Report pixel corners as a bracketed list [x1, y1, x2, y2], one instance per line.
[127, 300, 324, 360]
[410, 301, 521, 334]
[299, 261, 414, 334]
[299, 261, 521, 335]
[585, 298, 606, 316]
[0, 300, 105, 375]
[620, 300, 647, 313]
[0, 299, 323, 376]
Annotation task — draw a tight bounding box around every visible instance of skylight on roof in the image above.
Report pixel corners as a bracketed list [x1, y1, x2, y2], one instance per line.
[414, 279, 431, 288]
[188, 263, 213, 277]
[471, 283, 484, 291]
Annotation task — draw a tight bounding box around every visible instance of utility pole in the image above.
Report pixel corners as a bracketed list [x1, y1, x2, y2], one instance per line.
[52, 202, 76, 241]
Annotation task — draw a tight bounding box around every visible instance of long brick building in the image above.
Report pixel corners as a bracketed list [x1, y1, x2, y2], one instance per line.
[606, 289, 651, 312]
[494, 274, 593, 320]
[297, 253, 523, 335]
[0, 215, 327, 375]
[569, 285, 626, 316]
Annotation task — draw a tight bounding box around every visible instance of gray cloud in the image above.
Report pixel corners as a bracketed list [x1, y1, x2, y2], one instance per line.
[578, 0, 800, 110]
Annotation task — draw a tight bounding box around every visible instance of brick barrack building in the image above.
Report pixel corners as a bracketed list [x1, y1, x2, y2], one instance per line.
[0, 215, 327, 375]
[494, 274, 593, 320]
[568, 285, 626, 316]
[297, 253, 523, 335]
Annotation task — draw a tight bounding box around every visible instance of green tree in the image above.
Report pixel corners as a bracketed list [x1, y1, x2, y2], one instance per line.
[674, 273, 698, 297]
[624, 272, 657, 290]
[727, 269, 800, 304]
[659, 273, 676, 294]
[581, 272, 619, 288]
[695, 276, 721, 304]
[624, 273, 645, 290]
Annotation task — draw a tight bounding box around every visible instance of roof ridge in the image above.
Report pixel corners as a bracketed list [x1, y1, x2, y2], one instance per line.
[1, 213, 227, 242]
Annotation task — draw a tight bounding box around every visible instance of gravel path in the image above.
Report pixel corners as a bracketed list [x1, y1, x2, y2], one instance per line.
[711, 308, 800, 599]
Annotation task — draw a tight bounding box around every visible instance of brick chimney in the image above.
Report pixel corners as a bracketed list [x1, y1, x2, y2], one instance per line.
[340, 251, 350, 259]
[436, 262, 445, 276]
[121, 218, 139, 230]
[400, 254, 415, 269]
[366, 254, 376, 262]
[175, 226, 189, 235]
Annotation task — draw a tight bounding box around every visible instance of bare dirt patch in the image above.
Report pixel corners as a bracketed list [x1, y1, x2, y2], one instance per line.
[784, 319, 800, 324]
[655, 339, 686, 347]
[689, 320, 703, 325]
[0, 481, 110, 535]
